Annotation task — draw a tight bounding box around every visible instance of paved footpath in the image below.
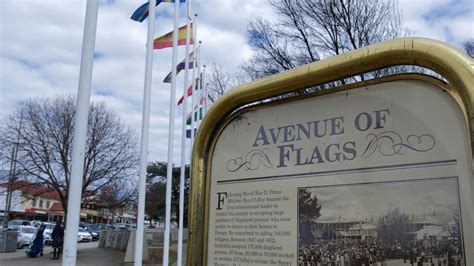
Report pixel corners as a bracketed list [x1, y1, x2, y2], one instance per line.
[0, 241, 125, 266]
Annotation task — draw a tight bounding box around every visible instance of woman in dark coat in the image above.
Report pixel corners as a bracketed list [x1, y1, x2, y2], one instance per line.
[51, 221, 64, 260]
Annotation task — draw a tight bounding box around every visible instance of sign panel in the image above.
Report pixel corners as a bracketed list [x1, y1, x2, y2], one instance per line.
[207, 79, 473, 265]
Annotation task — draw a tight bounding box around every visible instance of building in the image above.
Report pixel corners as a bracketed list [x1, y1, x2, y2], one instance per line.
[0, 187, 24, 225]
[311, 218, 362, 240]
[0, 181, 61, 224]
[0, 181, 136, 226]
[416, 225, 450, 241]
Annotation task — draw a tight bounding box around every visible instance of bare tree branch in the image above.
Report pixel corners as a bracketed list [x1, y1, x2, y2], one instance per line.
[0, 96, 139, 218]
[243, 0, 406, 82]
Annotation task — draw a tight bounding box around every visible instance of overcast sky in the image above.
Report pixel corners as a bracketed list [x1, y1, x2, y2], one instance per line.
[307, 177, 459, 224]
[1, 0, 473, 168]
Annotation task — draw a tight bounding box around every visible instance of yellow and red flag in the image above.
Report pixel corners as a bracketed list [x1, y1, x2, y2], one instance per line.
[154, 23, 193, 50]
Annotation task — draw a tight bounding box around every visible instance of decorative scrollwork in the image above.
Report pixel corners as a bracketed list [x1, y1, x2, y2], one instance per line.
[226, 148, 273, 172]
[361, 131, 435, 158]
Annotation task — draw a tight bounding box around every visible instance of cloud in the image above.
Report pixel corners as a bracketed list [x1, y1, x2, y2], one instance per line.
[308, 178, 459, 224]
[1, 0, 472, 168]
[399, 0, 474, 47]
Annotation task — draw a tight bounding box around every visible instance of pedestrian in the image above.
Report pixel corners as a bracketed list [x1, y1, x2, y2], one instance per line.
[27, 223, 45, 258]
[51, 221, 64, 260]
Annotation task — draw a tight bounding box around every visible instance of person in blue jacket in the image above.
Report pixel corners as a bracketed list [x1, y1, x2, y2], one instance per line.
[27, 223, 45, 258]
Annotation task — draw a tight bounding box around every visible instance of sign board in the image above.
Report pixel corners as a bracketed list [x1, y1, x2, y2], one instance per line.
[146, 231, 164, 248]
[209, 77, 472, 265]
[187, 38, 474, 266]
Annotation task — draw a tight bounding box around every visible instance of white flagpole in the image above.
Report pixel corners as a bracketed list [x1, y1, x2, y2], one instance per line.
[190, 15, 198, 147]
[202, 64, 208, 114]
[62, 1, 98, 265]
[134, 0, 156, 265]
[163, 0, 180, 265]
[196, 42, 202, 129]
[178, 0, 192, 264]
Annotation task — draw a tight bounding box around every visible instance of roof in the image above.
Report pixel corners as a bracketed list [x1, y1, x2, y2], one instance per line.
[1, 180, 60, 200]
[49, 202, 64, 212]
[349, 223, 377, 230]
[1, 180, 95, 200]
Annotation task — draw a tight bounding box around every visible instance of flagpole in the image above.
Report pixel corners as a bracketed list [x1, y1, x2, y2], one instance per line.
[164, 0, 180, 265]
[134, 0, 156, 265]
[201, 62, 209, 117]
[196, 42, 202, 129]
[178, 0, 192, 264]
[190, 14, 198, 147]
[202, 64, 208, 114]
[62, 1, 99, 265]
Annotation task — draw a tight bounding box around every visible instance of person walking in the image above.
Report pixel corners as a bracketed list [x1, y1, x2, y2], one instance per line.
[27, 223, 45, 257]
[51, 221, 64, 260]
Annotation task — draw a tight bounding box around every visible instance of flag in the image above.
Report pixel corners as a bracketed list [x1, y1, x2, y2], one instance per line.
[177, 84, 193, 105]
[196, 95, 206, 108]
[130, 0, 186, 22]
[176, 77, 199, 105]
[154, 23, 193, 50]
[186, 107, 203, 125]
[186, 112, 192, 125]
[185, 128, 197, 138]
[163, 52, 194, 83]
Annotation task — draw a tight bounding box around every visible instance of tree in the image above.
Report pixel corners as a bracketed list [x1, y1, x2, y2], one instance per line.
[95, 179, 137, 222]
[206, 63, 249, 103]
[298, 188, 321, 245]
[377, 207, 411, 242]
[464, 40, 474, 58]
[145, 161, 190, 227]
[145, 180, 166, 226]
[242, 0, 403, 81]
[0, 96, 138, 220]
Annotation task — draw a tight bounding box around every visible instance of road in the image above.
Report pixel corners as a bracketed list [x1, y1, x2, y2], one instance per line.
[0, 241, 125, 266]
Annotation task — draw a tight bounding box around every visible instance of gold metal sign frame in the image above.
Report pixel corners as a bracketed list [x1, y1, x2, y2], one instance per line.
[186, 37, 474, 265]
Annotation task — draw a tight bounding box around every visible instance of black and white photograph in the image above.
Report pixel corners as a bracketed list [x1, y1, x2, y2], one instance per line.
[298, 177, 465, 266]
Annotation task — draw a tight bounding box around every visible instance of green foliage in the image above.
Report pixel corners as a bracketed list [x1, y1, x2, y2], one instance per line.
[145, 161, 190, 227]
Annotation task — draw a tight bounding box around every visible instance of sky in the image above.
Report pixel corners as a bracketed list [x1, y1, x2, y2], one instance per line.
[307, 177, 460, 225]
[1, 0, 473, 168]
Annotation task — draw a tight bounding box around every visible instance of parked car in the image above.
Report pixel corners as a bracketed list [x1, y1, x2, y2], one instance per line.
[7, 219, 33, 228]
[98, 223, 109, 231]
[115, 223, 129, 230]
[31, 220, 43, 227]
[41, 222, 56, 245]
[9, 225, 36, 248]
[105, 224, 116, 230]
[77, 227, 93, 242]
[79, 223, 100, 240]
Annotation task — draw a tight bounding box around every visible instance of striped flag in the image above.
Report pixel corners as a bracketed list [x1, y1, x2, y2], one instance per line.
[186, 107, 203, 125]
[130, 0, 186, 22]
[177, 84, 193, 105]
[186, 128, 196, 138]
[176, 81, 205, 106]
[185, 96, 205, 123]
[163, 52, 194, 83]
[154, 23, 193, 50]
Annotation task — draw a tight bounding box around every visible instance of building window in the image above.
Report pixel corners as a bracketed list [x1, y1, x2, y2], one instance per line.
[39, 200, 43, 208]
[46, 201, 50, 209]
[32, 199, 37, 207]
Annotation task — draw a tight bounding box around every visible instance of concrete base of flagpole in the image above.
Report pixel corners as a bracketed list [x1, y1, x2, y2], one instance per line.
[124, 228, 187, 265]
